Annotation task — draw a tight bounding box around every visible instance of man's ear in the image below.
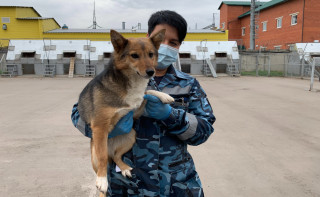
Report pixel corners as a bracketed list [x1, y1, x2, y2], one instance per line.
[110, 29, 128, 53]
[149, 29, 166, 50]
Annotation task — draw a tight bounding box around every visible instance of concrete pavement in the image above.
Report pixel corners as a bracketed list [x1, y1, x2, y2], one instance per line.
[0, 76, 319, 197]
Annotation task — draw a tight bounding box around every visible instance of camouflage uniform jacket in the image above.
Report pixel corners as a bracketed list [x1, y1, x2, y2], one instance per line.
[71, 65, 216, 197]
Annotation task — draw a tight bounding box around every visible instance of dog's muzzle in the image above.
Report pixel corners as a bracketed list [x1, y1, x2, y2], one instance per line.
[146, 69, 155, 77]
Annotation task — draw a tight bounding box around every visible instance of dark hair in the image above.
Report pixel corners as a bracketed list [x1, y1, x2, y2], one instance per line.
[148, 10, 187, 44]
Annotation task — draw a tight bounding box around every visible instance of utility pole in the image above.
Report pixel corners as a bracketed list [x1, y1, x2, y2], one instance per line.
[250, 0, 256, 50]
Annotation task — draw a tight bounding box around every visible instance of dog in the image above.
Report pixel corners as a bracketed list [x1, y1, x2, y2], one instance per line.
[77, 29, 174, 196]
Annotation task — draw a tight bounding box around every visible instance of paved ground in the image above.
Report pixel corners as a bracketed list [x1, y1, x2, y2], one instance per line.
[0, 76, 319, 197]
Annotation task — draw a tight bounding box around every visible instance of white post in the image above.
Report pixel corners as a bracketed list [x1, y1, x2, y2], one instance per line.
[309, 59, 315, 91]
[268, 56, 271, 77]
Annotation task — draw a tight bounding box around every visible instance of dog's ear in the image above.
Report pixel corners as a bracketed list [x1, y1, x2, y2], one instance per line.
[150, 29, 166, 50]
[110, 30, 128, 53]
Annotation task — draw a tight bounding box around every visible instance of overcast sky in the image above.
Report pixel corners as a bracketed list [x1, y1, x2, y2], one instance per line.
[0, 0, 268, 30]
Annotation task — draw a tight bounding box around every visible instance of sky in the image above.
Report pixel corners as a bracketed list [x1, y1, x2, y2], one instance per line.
[0, 0, 269, 30]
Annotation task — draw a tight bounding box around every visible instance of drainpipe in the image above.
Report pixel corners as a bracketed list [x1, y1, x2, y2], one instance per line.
[302, 0, 305, 42]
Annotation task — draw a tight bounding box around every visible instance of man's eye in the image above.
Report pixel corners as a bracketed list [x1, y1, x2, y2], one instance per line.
[149, 53, 154, 58]
[131, 54, 139, 59]
[170, 42, 178, 47]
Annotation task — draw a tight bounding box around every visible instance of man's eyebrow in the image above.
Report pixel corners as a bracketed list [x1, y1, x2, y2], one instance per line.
[170, 39, 179, 42]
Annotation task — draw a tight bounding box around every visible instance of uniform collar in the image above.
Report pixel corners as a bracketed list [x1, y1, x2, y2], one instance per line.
[166, 65, 189, 80]
[149, 65, 189, 90]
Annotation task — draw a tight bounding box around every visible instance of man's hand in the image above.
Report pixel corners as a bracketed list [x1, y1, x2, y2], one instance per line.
[143, 94, 172, 120]
[108, 111, 134, 138]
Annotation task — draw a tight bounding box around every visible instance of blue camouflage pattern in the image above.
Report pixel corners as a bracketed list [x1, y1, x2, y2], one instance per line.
[71, 65, 216, 196]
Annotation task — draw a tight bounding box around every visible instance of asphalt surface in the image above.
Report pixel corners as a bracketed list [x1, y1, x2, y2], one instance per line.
[0, 76, 319, 197]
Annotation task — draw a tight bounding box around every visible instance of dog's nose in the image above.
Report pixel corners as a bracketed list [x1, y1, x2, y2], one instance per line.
[146, 69, 155, 77]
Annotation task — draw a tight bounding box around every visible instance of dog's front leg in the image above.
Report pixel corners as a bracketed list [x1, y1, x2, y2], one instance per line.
[91, 122, 109, 194]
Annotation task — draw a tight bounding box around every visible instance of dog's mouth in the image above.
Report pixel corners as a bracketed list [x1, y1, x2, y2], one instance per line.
[136, 72, 153, 79]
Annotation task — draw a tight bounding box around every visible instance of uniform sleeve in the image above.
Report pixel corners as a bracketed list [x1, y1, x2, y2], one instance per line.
[162, 79, 216, 146]
[71, 103, 93, 138]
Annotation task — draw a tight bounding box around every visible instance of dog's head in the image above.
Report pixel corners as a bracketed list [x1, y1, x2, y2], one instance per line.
[110, 29, 165, 78]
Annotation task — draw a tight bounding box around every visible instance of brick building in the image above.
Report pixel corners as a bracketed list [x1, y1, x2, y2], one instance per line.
[219, 0, 320, 50]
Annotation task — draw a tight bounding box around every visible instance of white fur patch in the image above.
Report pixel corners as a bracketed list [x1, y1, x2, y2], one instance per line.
[124, 78, 149, 109]
[96, 176, 108, 193]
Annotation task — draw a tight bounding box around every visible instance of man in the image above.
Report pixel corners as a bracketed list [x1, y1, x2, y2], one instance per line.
[71, 10, 215, 196]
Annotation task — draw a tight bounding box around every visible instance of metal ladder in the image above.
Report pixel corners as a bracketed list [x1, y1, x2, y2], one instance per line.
[85, 64, 95, 77]
[200, 39, 217, 77]
[227, 55, 240, 76]
[43, 64, 56, 77]
[204, 58, 217, 78]
[1, 64, 18, 77]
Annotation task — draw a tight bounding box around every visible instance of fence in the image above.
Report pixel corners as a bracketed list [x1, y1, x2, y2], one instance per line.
[240, 51, 320, 79]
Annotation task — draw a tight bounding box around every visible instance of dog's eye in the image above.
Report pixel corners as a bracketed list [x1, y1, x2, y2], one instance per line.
[149, 53, 154, 58]
[131, 54, 139, 59]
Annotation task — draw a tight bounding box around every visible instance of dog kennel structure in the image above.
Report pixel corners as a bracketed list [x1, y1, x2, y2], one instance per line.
[4, 39, 239, 77]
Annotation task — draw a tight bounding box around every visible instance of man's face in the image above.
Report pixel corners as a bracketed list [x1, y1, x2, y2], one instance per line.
[149, 24, 181, 50]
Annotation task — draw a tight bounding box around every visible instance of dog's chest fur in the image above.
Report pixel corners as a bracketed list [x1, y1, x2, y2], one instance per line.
[124, 77, 149, 110]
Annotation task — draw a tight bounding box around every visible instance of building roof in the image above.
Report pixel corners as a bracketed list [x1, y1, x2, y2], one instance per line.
[44, 28, 224, 34]
[238, 0, 288, 18]
[16, 17, 61, 28]
[16, 17, 53, 20]
[44, 29, 148, 34]
[218, 1, 252, 10]
[0, 6, 41, 17]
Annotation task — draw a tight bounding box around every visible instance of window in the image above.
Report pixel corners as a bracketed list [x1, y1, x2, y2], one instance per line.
[63, 52, 76, 58]
[221, 22, 225, 29]
[276, 17, 282, 28]
[21, 52, 35, 58]
[179, 53, 191, 58]
[260, 47, 267, 51]
[274, 45, 281, 50]
[288, 44, 296, 51]
[103, 53, 111, 58]
[215, 52, 227, 58]
[262, 21, 267, 31]
[1, 17, 10, 23]
[291, 14, 298, 25]
[242, 27, 246, 36]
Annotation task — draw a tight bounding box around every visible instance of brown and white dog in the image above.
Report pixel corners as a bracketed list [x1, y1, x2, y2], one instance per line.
[77, 29, 174, 196]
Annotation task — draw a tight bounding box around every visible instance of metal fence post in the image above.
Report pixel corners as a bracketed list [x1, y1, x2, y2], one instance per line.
[309, 59, 315, 91]
[268, 56, 271, 77]
[256, 55, 259, 76]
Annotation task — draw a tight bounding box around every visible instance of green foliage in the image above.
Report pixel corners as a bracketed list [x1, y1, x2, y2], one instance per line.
[241, 70, 284, 77]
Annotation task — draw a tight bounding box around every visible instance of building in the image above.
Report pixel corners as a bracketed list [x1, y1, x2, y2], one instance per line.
[1, 6, 229, 47]
[219, 0, 320, 50]
[1, 6, 241, 77]
[0, 6, 60, 47]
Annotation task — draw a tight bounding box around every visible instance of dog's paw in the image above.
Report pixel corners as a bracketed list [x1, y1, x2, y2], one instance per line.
[146, 90, 174, 104]
[158, 93, 174, 104]
[121, 167, 133, 178]
[96, 176, 108, 193]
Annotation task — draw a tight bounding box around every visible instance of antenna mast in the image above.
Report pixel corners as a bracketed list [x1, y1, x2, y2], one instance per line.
[88, 0, 102, 29]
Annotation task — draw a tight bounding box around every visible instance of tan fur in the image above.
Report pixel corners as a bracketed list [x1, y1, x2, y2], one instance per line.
[77, 29, 175, 196]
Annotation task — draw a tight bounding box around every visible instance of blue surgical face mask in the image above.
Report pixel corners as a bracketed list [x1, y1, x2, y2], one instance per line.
[157, 44, 179, 70]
